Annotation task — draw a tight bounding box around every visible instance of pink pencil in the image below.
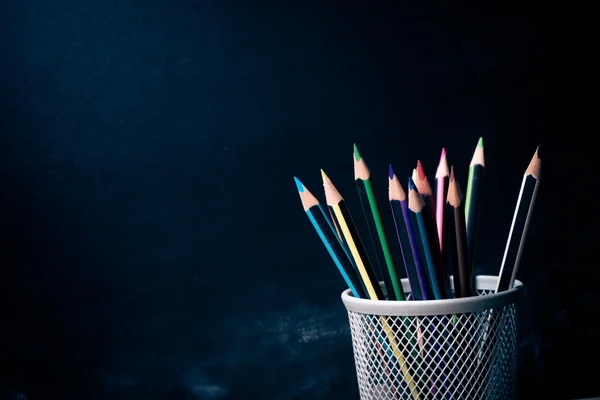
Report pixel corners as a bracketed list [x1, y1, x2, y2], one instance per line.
[435, 148, 449, 250]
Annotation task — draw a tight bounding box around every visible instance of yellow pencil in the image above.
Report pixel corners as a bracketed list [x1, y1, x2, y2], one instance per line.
[322, 170, 384, 300]
[322, 170, 419, 400]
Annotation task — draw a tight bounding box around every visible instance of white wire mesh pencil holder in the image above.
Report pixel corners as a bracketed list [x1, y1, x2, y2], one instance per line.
[341, 275, 523, 400]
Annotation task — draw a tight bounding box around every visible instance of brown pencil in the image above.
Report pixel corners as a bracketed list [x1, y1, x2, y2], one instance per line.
[446, 166, 469, 298]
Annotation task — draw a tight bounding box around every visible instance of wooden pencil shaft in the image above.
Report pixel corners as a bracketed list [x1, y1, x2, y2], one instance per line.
[328, 208, 344, 243]
[406, 229, 431, 300]
[496, 175, 538, 292]
[327, 207, 354, 269]
[439, 199, 450, 299]
[422, 193, 438, 245]
[435, 177, 448, 251]
[390, 199, 422, 299]
[335, 200, 386, 300]
[509, 180, 540, 288]
[410, 210, 441, 299]
[444, 203, 460, 298]
[379, 316, 420, 399]
[356, 181, 386, 281]
[421, 316, 450, 396]
[362, 178, 405, 301]
[371, 325, 401, 399]
[356, 179, 402, 300]
[306, 204, 367, 299]
[465, 164, 484, 278]
[420, 201, 448, 299]
[394, 199, 431, 300]
[453, 204, 470, 298]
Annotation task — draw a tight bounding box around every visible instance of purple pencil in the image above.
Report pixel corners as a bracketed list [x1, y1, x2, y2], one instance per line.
[389, 165, 430, 300]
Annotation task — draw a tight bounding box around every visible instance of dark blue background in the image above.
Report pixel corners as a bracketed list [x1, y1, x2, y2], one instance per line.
[1, 1, 596, 399]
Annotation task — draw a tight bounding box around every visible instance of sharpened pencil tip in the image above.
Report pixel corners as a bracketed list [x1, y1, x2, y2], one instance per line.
[388, 164, 395, 180]
[536, 144, 542, 158]
[525, 145, 542, 178]
[294, 177, 305, 192]
[408, 177, 416, 191]
[353, 143, 361, 161]
[450, 166, 455, 181]
[320, 169, 330, 183]
[470, 138, 486, 167]
[416, 160, 426, 180]
[435, 148, 450, 178]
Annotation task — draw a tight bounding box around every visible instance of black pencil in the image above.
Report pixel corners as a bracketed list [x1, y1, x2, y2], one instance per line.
[465, 137, 485, 291]
[321, 170, 386, 301]
[495, 146, 541, 292]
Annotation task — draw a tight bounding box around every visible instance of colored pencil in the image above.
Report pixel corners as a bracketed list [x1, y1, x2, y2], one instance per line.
[414, 161, 437, 235]
[407, 179, 451, 395]
[435, 148, 449, 250]
[372, 327, 402, 400]
[481, 148, 540, 388]
[441, 205, 456, 299]
[412, 164, 448, 297]
[389, 166, 429, 373]
[410, 171, 448, 299]
[321, 170, 385, 301]
[328, 208, 343, 241]
[294, 177, 367, 299]
[446, 167, 470, 298]
[294, 177, 406, 399]
[321, 170, 419, 400]
[381, 320, 420, 400]
[407, 178, 442, 300]
[354, 144, 405, 301]
[495, 146, 541, 292]
[389, 165, 429, 300]
[464, 137, 485, 289]
[320, 174, 420, 397]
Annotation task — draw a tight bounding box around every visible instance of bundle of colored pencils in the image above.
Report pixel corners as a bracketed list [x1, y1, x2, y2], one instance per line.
[294, 138, 541, 301]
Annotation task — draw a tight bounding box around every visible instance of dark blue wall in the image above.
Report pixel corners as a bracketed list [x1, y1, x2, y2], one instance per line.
[1, 1, 596, 399]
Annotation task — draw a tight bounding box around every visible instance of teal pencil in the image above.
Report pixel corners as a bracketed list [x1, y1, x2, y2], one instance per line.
[294, 177, 367, 299]
[407, 178, 442, 300]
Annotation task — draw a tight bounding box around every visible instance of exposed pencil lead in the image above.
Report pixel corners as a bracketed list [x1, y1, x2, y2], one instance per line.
[435, 148, 450, 178]
[294, 176, 304, 192]
[408, 177, 417, 192]
[525, 146, 541, 179]
[353, 143, 361, 161]
[416, 160, 425, 181]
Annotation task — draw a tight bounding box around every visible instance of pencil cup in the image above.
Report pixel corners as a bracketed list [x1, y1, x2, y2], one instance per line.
[341, 275, 523, 400]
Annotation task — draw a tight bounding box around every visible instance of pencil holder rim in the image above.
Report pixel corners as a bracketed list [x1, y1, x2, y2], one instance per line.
[341, 275, 523, 316]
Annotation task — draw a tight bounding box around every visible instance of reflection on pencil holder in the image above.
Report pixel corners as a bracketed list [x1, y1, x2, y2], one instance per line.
[341, 275, 523, 400]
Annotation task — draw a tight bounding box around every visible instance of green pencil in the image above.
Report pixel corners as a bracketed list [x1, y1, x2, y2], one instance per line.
[353, 144, 405, 301]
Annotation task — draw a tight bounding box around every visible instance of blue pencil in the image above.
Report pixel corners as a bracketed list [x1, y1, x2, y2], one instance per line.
[294, 177, 366, 298]
[407, 178, 442, 300]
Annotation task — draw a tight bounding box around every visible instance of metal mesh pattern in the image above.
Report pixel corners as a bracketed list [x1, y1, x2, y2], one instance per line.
[346, 289, 518, 400]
